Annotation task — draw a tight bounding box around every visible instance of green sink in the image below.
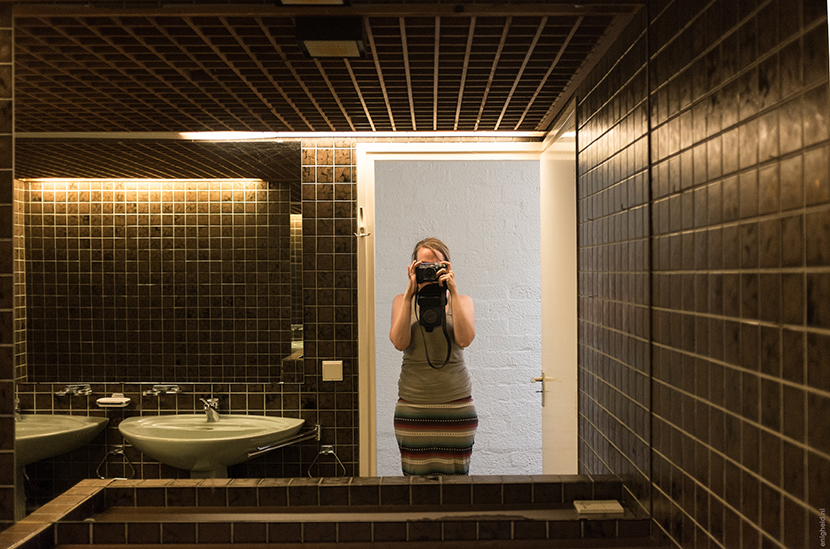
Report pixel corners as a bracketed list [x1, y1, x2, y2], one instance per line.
[16, 415, 109, 466]
[118, 414, 305, 478]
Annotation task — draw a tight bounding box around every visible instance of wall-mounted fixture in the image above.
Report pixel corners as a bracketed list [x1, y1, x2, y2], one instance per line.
[295, 16, 365, 58]
[55, 384, 92, 397]
[142, 384, 182, 396]
[96, 393, 131, 408]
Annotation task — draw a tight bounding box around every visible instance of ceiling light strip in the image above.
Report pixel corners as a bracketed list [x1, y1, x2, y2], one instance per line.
[345, 59, 376, 131]
[494, 17, 547, 131]
[474, 17, 511, 131]
[513, 16, 583, 130]
[454, 16, 476, 131]
[399, 17, 417, 131]
[18, 131, 548, 140]
[365, 21, 396, 131]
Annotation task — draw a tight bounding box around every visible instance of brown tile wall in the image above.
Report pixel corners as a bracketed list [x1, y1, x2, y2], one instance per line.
[577, 1, 830, 547]
[22, 178, 294, 383]
[0, 3, 13, 530]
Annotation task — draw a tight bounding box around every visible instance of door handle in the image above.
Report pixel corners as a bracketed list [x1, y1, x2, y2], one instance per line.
[532, 373, 557, 407]
[354, 207, 371, 237]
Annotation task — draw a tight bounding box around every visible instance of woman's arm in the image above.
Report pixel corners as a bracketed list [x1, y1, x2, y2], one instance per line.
[389, 260, 419, 350]
[450, 293, 475, 348]
[389, 292, 414, 350]
[439, 262, 475, 347]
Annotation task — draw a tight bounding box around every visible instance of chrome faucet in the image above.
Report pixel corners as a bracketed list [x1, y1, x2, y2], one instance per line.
[200, 398, 220, 423]
[142, 384, 181, 396]
[55, 383, 92, 397]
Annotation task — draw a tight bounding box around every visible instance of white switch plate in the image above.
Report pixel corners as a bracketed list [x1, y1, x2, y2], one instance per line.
[573, 500, 624, 515]
[322, 360, 343, 381]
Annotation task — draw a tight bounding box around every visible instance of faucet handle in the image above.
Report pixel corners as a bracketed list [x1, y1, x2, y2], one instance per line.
[200, 397, 219, 409]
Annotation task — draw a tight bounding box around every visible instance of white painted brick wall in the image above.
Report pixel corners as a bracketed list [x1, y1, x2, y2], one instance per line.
[374, 160, 542, 476]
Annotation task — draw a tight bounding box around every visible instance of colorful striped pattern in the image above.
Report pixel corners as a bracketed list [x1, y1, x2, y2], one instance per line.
[393, 397, 478, 476]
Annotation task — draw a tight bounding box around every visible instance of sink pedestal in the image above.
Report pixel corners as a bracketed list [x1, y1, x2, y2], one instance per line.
[15, 466, 25, 522]
[191, 466, 228, 479]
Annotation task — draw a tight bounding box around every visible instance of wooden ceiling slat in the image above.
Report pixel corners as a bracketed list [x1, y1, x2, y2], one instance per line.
[314, 60, 356, 132]
[513, 17, 582, 130]
[493, 17, 547, 130]
[452, 16, 475, 131]
[364, 19, 396, 131]
[344, 59, 376, 131]
[399, 17, 417, 131]
[473, 16, 510, 131]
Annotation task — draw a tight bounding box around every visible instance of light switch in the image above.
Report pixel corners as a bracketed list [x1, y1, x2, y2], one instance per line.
[322, 360, 343, 381]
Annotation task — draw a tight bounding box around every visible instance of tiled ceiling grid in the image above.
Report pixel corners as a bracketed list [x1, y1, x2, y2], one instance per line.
[13, 1, 638, 136]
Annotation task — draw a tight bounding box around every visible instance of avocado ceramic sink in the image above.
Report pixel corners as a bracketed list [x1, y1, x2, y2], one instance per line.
[118, 414, 305, 478]
[15, 415, 109, 466]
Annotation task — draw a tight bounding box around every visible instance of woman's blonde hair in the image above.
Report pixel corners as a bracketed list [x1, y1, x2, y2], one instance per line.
[411, 237, 451, 262]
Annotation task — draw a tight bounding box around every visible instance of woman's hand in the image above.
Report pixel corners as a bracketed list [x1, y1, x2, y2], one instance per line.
[404, 259, 421, 298]
[438, 261, 457, 295]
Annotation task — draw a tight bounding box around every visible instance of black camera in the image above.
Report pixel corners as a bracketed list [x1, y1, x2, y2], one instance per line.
[416, 282, 445, 331]
[415, 262, 445, 284]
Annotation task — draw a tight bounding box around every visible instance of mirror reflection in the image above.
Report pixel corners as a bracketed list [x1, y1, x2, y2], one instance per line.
[16, 139, 304, 384]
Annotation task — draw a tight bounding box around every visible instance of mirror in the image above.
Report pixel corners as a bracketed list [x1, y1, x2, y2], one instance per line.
[15, 139, 304, 383]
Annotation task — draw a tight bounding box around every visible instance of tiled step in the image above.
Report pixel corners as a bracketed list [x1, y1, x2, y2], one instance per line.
[65, 504, 650, 545]
[4, 476, 660, 548]
[55, 541, 661, 549]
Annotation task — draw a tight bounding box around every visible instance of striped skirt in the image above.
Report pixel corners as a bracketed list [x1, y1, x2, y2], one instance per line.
[393, 397, 478, 476]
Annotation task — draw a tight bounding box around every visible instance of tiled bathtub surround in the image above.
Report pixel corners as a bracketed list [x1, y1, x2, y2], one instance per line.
[577, 1, 829, 548]
[1, 476, 653, 548]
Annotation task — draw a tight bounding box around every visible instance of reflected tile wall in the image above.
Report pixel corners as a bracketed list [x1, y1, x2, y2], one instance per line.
[0, 3, 13, 529]
[23, 178, 293, 383]
[578, 1, 830, 547]
[8, 139, 361, 514]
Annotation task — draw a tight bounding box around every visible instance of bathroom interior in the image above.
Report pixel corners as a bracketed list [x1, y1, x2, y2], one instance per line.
[1, 0, 829, 547]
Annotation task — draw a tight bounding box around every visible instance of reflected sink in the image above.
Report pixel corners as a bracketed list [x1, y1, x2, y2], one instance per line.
[16, 415, 109, 466]
[118, 414, 305, 477]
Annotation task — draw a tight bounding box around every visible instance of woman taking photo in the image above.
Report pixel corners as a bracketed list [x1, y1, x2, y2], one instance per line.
[389, 237, 478, 476]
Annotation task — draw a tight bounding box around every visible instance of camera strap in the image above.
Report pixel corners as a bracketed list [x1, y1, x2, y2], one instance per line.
[414, 287, 452, 369]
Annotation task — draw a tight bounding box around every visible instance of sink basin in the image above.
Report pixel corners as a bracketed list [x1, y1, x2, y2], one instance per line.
[15, 415, 109, 466]
[118, 414, 305, 477]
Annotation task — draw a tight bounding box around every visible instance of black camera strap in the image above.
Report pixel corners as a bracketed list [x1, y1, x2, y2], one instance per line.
[414, 286, 452, 369]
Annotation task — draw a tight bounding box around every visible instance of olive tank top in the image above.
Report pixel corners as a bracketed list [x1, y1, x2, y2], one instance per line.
[398, 294, 472, 403]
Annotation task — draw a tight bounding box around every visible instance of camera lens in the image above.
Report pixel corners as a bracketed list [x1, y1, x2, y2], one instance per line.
[421, 308, 440, 325]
